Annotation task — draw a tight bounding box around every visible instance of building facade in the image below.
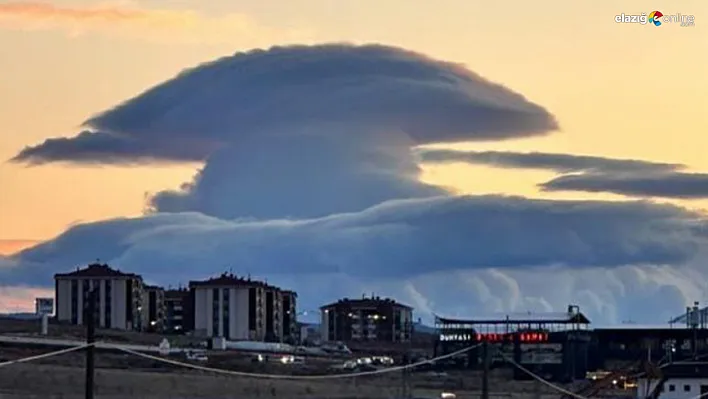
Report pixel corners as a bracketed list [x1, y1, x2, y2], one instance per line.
[142, 285, 166, 332]
[320, 296, 414, 343]
[636, 362, 708, 399]
[282, 290, 298, 343]
[54, 263, 144, 330]
[189, 273, 297, 342]
[164, 288, 191, 334]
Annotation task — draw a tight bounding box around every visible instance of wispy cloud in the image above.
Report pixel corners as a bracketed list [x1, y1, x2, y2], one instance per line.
[0, 2, 314, 44]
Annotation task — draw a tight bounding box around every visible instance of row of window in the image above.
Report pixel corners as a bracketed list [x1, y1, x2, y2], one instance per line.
[70, 280, 113, 326]
[666, 384, 695, 392]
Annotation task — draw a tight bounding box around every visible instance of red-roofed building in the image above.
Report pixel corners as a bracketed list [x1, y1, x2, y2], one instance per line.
[54, 263, 145, 330]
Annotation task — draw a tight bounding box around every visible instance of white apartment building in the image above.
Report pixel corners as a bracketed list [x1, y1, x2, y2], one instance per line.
[54, 263, 144, 330]
[190, 273, 296, 342]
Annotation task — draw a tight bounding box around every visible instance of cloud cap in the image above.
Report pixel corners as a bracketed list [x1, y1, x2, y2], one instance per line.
[12, 43, 558, 165]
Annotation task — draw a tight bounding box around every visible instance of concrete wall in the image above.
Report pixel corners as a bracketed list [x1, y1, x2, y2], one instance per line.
[55, 280, 72, 322]
[320, 310, 330, 342]
[111, 280, 127, 330]
[637, 378, 708, 399]
[193, 288, 209, 336]
[55, 278, 131, 330]
[232, 288, 250, 340]
[194, 286, 252, 340]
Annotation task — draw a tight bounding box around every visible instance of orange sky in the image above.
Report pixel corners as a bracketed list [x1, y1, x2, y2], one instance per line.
[0, 0, 706, 243]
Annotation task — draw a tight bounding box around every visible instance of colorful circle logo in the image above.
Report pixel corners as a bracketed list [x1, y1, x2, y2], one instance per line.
[649, 11, 664, 26]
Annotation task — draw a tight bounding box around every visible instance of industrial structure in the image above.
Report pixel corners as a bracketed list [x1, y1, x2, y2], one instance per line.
[434, 304, 592, 381]
[320, 296, 414, 343]
[434, 302, 708, 384]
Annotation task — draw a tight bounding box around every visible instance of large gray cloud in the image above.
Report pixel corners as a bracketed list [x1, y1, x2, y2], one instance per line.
[12, 44, 557, 219]
[12, 44, 557, 165]
[3, 195, 708, 323]
[421, 149, 708, 200]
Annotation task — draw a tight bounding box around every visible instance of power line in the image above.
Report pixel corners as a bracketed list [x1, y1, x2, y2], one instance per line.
[498, 351, 591, 399]
[2, 337, 654, 399]
[0, 343, 92, 368]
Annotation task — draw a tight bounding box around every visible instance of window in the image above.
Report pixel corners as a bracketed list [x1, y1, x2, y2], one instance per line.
[669, 385, 675, 392]
[684, 385, 691, 392]
[223, 289, 230, 339]
[212, 288, 220, 336]
[71, 280, 78, 324]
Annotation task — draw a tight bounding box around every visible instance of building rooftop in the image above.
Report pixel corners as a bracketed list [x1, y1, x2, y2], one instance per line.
[594, 323, 692, 330]
[54, 263, 139, 279]
[320, 296, 413, 310]
[435, 311, 591, 325]
[638, 362, 708, 379]
[164, 288, 189, 299]
[189, 273, 281, 290]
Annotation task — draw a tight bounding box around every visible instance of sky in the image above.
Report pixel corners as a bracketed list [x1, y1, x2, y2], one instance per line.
[0, 0, 706, 323]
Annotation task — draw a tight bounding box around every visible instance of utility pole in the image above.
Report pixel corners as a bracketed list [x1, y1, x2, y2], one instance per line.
[481, 340, 490, 399]
[85, 288, 97, 399]
[535, 339, 542, 399]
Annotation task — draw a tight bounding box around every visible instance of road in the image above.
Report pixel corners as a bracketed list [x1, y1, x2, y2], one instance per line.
[0, 334, 183, 354]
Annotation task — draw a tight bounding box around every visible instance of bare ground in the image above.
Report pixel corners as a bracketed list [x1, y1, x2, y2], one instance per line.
[0, 361, 587, 399]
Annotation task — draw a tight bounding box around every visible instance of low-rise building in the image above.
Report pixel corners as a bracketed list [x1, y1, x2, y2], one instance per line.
[54, 263, 144, 330]
[320, 296, 413, 343]
[189, 273, 296, 342]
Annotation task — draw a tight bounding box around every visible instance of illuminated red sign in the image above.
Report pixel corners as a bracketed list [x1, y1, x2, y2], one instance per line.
[475, 332, 549, 343]
[518, 332, 549, 342]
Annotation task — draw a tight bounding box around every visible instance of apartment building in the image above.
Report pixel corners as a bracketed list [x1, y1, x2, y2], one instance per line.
[282, 290, 298, 343]
[54, 263, 144, 330]
[142, 285, 166, 332]
[320, 296, 413, 343]
[164, 288, 191, 333]
[189, 273, 296, 342]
